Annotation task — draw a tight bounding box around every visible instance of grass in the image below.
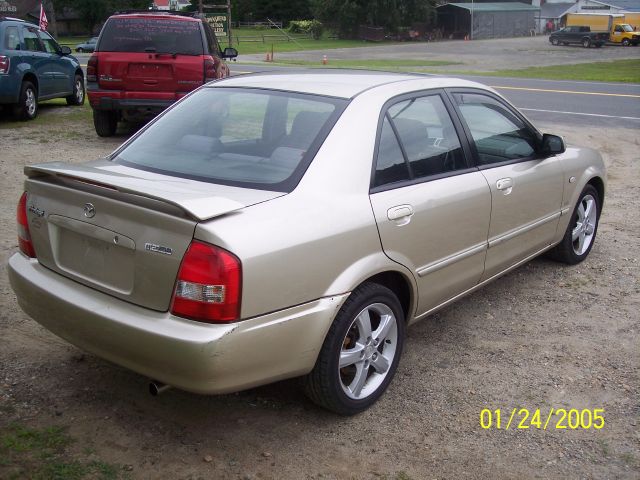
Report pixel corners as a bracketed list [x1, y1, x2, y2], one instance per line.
[464, 59, 640, 83]
[265, 58, 460, 69]
[55, 28, 389, 56]
[0, 98, 91, 130]
[0, 423, 128, 480]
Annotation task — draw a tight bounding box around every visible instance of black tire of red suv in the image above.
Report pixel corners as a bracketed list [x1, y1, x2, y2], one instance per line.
[93, 110, 118, 137]
[66, 74, 85, 106]
[13, 81, 38, 121]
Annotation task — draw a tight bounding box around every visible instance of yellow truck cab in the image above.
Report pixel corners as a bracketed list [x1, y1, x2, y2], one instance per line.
[567, 13, 640, 46]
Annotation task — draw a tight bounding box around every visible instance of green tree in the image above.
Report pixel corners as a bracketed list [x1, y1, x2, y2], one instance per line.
[55, 0, 151, 33]
[311, 0, 435, 38]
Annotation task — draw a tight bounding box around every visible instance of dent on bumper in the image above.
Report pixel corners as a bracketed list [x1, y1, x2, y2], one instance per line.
[8, 253, 347, 394]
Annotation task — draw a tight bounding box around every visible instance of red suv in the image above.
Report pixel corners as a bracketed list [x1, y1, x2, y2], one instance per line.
[87, 11, 237, 136]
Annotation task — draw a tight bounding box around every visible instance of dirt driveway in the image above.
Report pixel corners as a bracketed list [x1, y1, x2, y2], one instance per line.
[0, 104, 638, 480]
[241, 35, 640, 72]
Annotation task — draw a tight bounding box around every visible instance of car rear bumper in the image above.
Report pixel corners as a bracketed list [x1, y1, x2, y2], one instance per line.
[9, 253, 347, 394]
[0, 75, 20, 104]
[87, 87, 188, 111]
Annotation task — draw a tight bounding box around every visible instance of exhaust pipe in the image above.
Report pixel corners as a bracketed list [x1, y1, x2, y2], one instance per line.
[149, 380, 172, 396]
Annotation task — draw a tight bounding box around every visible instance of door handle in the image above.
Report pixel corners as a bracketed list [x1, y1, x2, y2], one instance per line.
[496, 178, 513, 194]
[387, 205, 414, 225]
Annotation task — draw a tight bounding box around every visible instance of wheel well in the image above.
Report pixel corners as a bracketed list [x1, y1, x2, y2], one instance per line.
[75, 68, 84, 79]
[365, 271, 412, 321]
[588, 176, 605, 210]
[22, 73, 38, 93]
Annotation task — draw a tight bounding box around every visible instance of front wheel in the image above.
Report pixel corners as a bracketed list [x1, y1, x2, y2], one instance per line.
[66, 74, 85, 106]
[582, 38, 591, 48]
[622, 38, 630, 46]
[550, 37, 559, 46]
[76, 47, 84, 53]
[549, 184, 600, 265]
[303, 283, 406, 415]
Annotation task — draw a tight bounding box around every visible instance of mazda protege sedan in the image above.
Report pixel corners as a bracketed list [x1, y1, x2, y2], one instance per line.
[9, 73, 605, 415]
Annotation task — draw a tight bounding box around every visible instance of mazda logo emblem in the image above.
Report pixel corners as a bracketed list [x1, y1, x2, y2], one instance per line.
[83, 203, 96, 218]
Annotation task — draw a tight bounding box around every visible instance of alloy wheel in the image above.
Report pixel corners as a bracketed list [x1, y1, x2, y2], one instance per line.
[572, 194, 597, 256]
[339, 302, 398, 400]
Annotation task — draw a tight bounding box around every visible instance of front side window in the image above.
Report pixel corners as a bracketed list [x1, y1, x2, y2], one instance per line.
[115, 88, 345, 192]
[374, 94, 467, 188]
[99, 17, 204, 55]
[4, 26, 19, 50]
[38, 31, 59, 54]
[453, 93, 537, 165]
[22, 27, 43, 52]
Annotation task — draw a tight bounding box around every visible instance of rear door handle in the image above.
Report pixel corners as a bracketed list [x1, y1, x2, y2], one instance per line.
[387, 205, 414, 225]
[496, 178, 513, 194]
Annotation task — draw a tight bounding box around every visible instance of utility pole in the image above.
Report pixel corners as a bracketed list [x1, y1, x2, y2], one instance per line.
[470, 0, 474, 40]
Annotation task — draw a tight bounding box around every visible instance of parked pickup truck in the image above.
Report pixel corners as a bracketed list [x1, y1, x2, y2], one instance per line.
[549, 26, 608, 48]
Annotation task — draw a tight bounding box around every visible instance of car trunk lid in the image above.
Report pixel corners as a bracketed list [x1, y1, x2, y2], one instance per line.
[24, 160, 284, 311]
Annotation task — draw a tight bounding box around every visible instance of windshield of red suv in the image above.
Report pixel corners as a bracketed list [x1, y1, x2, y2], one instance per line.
[98, 17, 203, 55]
[114, 87, 347, 192]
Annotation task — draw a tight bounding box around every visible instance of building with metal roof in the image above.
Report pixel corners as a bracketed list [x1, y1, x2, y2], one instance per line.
[437, 2, 540, 39]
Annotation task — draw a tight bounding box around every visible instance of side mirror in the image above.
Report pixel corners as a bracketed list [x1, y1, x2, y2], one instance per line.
[541, 133, 566, 155]
[222, 47, 238, 59]
[60, 45, 72, 55]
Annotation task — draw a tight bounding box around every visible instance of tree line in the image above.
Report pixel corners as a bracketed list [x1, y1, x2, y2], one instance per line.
[50, 0, 437, 37]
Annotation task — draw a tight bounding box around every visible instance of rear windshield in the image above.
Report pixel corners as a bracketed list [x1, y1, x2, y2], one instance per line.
[98, 17, 203, 55]
[114, 87, 347, 192]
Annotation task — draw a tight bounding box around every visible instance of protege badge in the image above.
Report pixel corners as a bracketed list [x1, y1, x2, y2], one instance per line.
[145, 243, 173, 255]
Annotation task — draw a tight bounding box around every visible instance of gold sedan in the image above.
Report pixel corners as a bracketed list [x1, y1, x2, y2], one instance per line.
[9, 73, 605, 415]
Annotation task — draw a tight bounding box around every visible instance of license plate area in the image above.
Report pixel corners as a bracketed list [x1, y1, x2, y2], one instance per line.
[48, 215, 135, 293]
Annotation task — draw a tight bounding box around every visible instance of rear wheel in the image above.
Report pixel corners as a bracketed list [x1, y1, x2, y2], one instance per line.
[550, 37, 559, 45]
[548, 184, 600, 265]
[582, 38, 591, 48]
[93, 110, 118, 137]
[13, 81, 38, 120]
[304, 283, 405, 415]
[66, 74, 85, 106]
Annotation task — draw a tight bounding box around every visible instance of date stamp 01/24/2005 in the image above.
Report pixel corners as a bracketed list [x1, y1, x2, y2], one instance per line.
[480, 408, 605, 430]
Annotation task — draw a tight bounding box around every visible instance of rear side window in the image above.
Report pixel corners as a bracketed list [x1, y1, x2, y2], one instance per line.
[22, 27, 43, 52]
[99, 17, 204, 55]
[4, 26, 19, 50]
[115, 88, 346, 192]
[374, 95, 467, 188]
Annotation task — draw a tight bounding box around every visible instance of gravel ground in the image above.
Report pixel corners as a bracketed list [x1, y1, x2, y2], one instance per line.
[239, 35, 640, 72]
[0, 104, 638, 479]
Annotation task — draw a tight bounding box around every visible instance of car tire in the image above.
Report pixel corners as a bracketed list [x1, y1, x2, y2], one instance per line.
[622, 38, 630, 46]
[303, 282, 406, 415]
[550, 37, 559, 45]
[77, 47, 84, 53]
[93, 110, 118, 137]
[66, 74, 85, 106]
[13, 81, 38, 120]
[582, 38, 591, 48]
[595, 43, 603, 48]
[548, 184, 600, 265]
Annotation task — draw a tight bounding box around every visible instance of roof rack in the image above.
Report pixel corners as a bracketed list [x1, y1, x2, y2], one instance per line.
[113, 10, 197, 17]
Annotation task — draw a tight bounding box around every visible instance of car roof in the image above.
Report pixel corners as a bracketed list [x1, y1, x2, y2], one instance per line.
[211, 72, 492, 99]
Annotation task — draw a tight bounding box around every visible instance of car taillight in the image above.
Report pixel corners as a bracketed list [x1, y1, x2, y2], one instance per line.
[0, 55, 9, 74]
[204, 57, 216, 83]
[171, 240, 241, 323]
[87, 54, 98, 82]
[17, 192, 36, 258]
